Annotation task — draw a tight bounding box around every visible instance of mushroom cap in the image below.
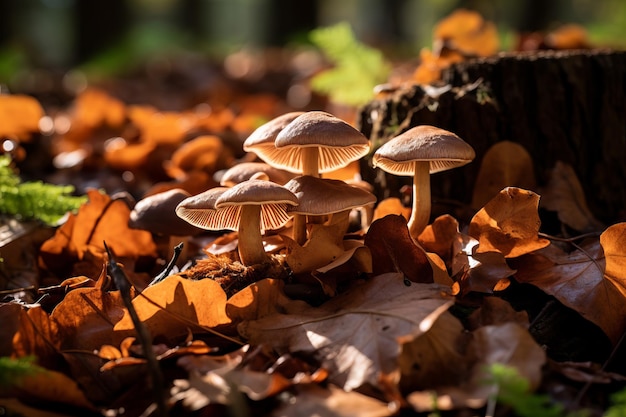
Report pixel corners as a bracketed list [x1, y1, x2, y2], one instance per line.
[270, 111, 371, 174]
[176, 181, 298, 232]
[372, 125, 475, 175]
[130, 188, 204, 236]
[284, 175, 377, 215]
[242, 111, 305, 161]
[219, 162, 296, 187]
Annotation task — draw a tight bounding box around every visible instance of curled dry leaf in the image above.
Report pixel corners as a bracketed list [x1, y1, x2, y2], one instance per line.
[511, 222, 626, 345]
[539, 161, 604, 232]
[418, 213, 460, 266]
[364, 214, 433, 283]
[468, 187, 550, 258]
[238, 272, 453, 392]
[471, 141, 536, 210]
[451, 234, 516, 296]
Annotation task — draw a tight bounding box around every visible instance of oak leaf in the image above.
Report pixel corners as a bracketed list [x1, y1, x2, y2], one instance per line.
[238, 272, 454, 391]
[469, 187, 550, 258]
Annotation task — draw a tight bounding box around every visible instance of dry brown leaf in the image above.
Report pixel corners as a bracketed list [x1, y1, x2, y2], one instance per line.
[471, 141, 536, 210]
[418, 214, 460, 265]
[511, 222, 626, 345]
[6, 304, 61, 368]
[466, 296, 530, 330]
[238, 272, 454, 391]
[50, 285, 126, 351]
[113, 275, 232, 344]
[371, 197, 411, 223]
[128, 105, 195, 145]
[270, 383, 392, 417]
[469, 187, 550, 258]
[433, 8, 500, 57]
[539, 161, 604, 232]
[364, 215, 433, 283]
[406, 322, 546, 412]
[283, 222, 346, 275]
[451, 234, 516, 296]
[0, 364, 96, 412]
[38, 189, 157, 277]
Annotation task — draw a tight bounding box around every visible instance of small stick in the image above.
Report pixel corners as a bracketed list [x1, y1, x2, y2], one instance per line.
[104, 241, 167, 417]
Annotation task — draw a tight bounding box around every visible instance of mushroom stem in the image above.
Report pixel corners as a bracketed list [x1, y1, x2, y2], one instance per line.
[293, 214, 308, 246]
[301, 147, 320, 177]
[408, 161, 431, 240]
[237, 205, 270, 266]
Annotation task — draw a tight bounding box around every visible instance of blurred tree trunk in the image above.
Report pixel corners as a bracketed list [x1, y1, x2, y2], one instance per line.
[357, 49, 626, 225]
[75, 0, 129, 64]
[265, 0, 318, 45]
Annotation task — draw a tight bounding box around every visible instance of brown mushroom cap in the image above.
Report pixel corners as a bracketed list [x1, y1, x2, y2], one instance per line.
[176, 181, 298, 232]
[129, 188, 204, 236]
[284, 176, 376, 216]
[372, 125, 475, 175]
[271, 111, 371, 175]
[215, 179, 299, 231]
[242, 111, 305, 163]
[219, 162, 296, 187]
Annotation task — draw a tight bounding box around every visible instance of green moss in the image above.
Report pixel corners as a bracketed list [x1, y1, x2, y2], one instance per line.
[0, 155, 86, 226]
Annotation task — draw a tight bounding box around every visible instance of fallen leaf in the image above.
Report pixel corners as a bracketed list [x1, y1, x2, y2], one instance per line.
[371, 197, 410, 223]
[469, 187, 550, 258]
[0, 94, 45, 140]
[406, 322, 546, 412]
[433, 8, 500, 57]
[283, 222, 346, 275]
[539, 161, 604, 232]
[471, 141, 536, 210]
[238, 272, 453, 391]
[511, 222, 626, 345]
[451, 234, 516, 295]
[38, 189, 158, 277]
[364, 215, 433, 283]
[418, 214, 460, 265]
[113, 275, 232, 344]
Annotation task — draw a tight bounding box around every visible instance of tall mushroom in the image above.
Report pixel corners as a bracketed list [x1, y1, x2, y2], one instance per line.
[273, 111, 371, 178]
[372, 125, 475, 240]
[176, 180, 298, 266]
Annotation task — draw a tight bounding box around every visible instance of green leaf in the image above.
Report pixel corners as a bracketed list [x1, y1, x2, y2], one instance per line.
[309, 22, 391, 107]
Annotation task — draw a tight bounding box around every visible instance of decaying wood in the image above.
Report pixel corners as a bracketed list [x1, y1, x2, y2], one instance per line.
[357, 49, 626, 225]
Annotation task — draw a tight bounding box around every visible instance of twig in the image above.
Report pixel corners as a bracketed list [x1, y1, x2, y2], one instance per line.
[149, 242, 183, 286]
[104, 241, 167, 417]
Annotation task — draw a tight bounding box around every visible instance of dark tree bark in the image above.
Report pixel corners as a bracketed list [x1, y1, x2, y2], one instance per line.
[357, 49, 626, 225]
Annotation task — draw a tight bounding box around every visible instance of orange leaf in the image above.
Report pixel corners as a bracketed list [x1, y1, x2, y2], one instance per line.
[0, 94, 44, 140]
[38, 189, 157, 276]
[468, 187, 550, 258]
[113, 275, 232, 344]
[433, 9, 500, 57]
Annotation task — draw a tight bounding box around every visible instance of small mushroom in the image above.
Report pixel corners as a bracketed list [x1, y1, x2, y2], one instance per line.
[129, 188, 204, 264]
[284, 175, 377, 245]
[218, 162, 296, 187]
[176, 180, 298, 266]
[372, 125, 475, 240]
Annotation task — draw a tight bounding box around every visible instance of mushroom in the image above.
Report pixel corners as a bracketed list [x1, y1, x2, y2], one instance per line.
[218, 162, 296, 187]
[176, 180, 298, 266]
[273, 111, 371, 178]
[129, 188, 204, 264]
[372, 125, 475, 240]
[242, 111, 305, 165]
[284, 176, 377, 243]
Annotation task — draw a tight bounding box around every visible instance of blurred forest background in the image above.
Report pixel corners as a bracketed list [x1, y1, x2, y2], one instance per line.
[1, 0, 625, 84]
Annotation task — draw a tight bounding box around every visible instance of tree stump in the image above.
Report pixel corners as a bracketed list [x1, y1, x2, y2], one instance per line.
[357, 49, 626, 225]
